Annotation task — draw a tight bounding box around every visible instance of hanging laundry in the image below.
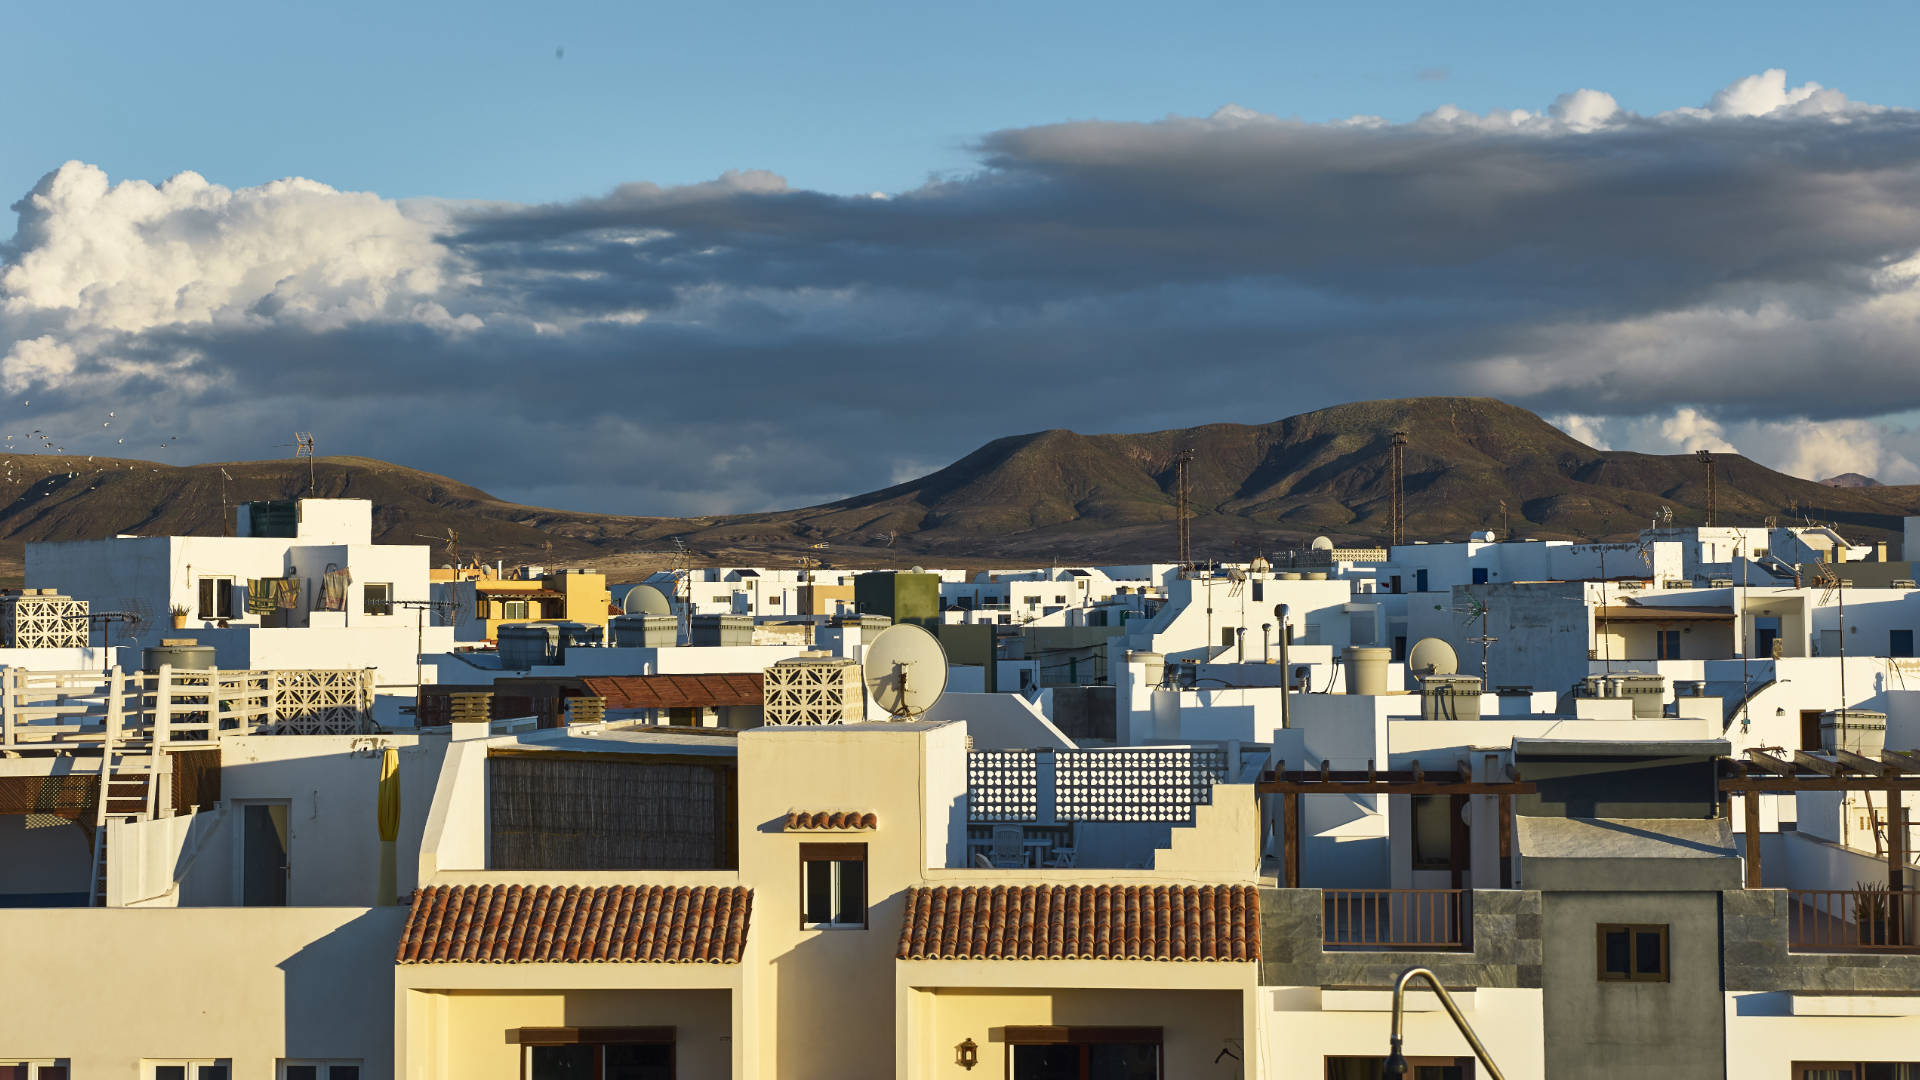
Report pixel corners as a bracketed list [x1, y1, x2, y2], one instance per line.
[321, 567, 353, 611]
[246, 578, 276, 615]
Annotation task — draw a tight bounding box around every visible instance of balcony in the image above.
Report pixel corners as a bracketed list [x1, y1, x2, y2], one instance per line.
[1322, 889, 1470, 950]
[1787, 889, 1920, 953]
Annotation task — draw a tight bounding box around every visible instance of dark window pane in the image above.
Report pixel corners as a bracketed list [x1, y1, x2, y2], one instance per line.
[1414, 1068, 1466, 1080]
[1602, 929, 1630, 976]
[1863, 1064, 1920, 1080]
[38, 1070, 69, 1080]
[156, 1068, 186, 1080]
[1635, 930, 1664, 976]
[198, 1068, 229, 1080]
[530, 1045, 595, 1080]
[1011, 1044, 1080, 1080]
[327, 1069, 360, 1080]
[604, 1043, 673, 1080]
[287, 1068, 319, 1080]
[1089, 1042, 1159, 1079]
[0, 1069, 26, 1080]
[835, 859, 865, 925]
[803, 859, 833, 923]
[1412, 795, 1452, 869]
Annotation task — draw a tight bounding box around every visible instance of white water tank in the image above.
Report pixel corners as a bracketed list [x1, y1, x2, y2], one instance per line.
[1343, 647, 1391, 696]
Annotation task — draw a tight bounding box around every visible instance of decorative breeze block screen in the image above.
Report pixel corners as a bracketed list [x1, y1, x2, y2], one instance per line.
[1054, 748, 1228, 824]
[967, 750, 1039, 822]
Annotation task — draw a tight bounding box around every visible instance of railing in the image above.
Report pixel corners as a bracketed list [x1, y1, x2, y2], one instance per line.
[0, 666, 376, 749]
[1788, 889, 1920, 952]
[1323, 889, 1470, 950]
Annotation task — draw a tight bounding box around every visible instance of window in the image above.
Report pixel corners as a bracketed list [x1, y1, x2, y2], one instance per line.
[1892, 630, 1915, 658]
[502, 599, 530, 620]
[1471, 567, 1489, 585]
[1409, 794, 1455, 871]
[1252, 582, 1263, 602]
[362, 583, 392, 616]
[281, 1063, 361, 1080]
[1054, 595, 1066, 604]
[1794, 1064, 1920, 1080]
[1597, 923, 1667, 981]
[197, 577, 234, 620]
[149, 1063, 230, 1080]
[511, 1028, 673, 1080]
[800, 842, 866, 928]
[1328, 1057, 1471, 1079]
[1221, 628, 1236, 648]
[1008, 1027, 1161, 1080]
[1391, 575, 1403, 594]
[1656, 629, 1682, 660]
[0, 1063, 69, 1080]
[1416, 569, 1429, 592]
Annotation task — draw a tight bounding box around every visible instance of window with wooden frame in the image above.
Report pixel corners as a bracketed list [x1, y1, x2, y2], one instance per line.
[0, 1062, 69, 1080]
[800, 842, 866, 928]
[510, 1027, 674, 1080]
[197, 577, 234, 620]
[1409, 794, 1455, 871]
[362, 583, 392, 616]
[1597, 923, 1668, 982]
[1327, 1056, 1472, 1080]
[1006, 1027, 1161, 1080]
[279, 1062, 361, 1080]
[147, 1062, 231, 1080]
[1794, 1064, 1920, 1080]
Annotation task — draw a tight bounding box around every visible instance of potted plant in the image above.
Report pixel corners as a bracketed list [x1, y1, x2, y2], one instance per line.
[170, 603, 189, 630]
[1852, 881, 1892, 947]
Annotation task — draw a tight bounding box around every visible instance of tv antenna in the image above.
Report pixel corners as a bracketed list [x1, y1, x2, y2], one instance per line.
[220, 468, 234, 536]
[1174, 448, 1195, 572]
[1811, 563, 1849, 712]
[1450, 596, 1495, 683]
[415, 528, 460, 566]
[861, 623, 949, 721]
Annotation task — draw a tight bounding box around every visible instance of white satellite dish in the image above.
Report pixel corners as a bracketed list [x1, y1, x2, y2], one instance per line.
[1311, 536, 1335, 552]
[622, 584, 673, 616]
[1407, 637, 1459, 677]
[861, 623, 948, 720]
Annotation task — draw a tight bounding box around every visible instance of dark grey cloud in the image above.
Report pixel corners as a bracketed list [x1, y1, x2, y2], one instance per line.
[9, 70, 1920, 511]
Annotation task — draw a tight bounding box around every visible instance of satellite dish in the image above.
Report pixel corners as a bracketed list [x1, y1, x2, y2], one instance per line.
[622, 584, 673, 616]
[862, 623, 948, 720]
[1311, 536, 1334, 551]
[1407, 638, 1459, 677]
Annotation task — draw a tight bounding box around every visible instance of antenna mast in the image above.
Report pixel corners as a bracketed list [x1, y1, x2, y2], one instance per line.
[1175, 448, 1195, 572]
[1695, 449, 1716, 526]
[294, 432, 316, 493]
[1389, 430, 1409, 547]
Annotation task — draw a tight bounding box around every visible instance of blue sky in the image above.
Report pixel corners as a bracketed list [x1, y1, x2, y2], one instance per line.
[9, 2, 1920, 513]
[10, 0, 1920, 204]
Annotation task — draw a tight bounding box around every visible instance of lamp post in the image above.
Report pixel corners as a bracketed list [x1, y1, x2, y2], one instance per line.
[1382, 966, 1506, 1080]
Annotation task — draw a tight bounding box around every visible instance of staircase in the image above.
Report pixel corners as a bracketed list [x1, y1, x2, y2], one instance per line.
[90, 756, 156, 907]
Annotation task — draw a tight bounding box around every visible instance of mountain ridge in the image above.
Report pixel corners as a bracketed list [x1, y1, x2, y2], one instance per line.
[0, 397, 1910, 576]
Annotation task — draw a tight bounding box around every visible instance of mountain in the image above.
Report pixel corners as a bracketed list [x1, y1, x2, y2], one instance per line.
[1820, 473, 1881, 488]
[0, 397, 1912, 577]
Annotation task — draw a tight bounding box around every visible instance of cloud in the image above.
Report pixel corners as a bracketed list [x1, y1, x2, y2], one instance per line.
[1415, 67, 1450, 83]
[7, 71, 1920, 516]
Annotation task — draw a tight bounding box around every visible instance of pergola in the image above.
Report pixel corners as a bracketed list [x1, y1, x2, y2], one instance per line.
[1255, 761, 1538, 889]
[1723, 747, 1920, 889]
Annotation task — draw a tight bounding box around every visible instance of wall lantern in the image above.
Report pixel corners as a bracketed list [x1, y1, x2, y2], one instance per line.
[956, 1038, 979, 1070]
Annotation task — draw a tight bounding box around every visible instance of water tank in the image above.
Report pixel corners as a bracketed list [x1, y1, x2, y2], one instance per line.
[498, 623, 561, 670]
[143, 638, 216, 672]
[690, 614, 753, 647]
[610, 614, 679, 648]
[1343, 647, 1391, 695]
[1304, 571, 1329, 581]
[1420, 675, 1483, 722]
[1823, 709, 1887, 757]
[1279, 572, 1303, 581]
[1127, 650, 1166, 688]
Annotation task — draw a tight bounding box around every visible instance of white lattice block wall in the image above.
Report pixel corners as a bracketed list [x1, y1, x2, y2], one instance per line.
[2, 592, 89, 649]
[763, 656, 865, 725]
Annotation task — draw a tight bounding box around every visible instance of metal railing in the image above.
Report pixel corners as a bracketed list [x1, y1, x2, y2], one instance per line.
[1788, 889, 1920, 952]
[1323, 889, 1470, 950]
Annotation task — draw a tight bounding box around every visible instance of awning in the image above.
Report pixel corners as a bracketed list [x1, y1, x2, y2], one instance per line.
[478, 588, 566, 599]
[582, 673, 764, 710]
[1594, 605, 1733, 621]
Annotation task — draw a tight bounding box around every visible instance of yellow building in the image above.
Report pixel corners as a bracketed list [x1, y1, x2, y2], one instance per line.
[440, 568, 613, 642]
[394, 721, 1263, 1079]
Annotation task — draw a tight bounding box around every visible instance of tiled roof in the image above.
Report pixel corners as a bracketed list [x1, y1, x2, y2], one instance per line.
[582, 674, 764, 710]
[395, 884, 751, 964]
[897, 883, 1260, 962]
[785, 811, 878, 831]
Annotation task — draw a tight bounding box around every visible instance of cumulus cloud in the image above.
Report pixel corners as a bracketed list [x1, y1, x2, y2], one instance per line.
[7, 70, 1920, 515]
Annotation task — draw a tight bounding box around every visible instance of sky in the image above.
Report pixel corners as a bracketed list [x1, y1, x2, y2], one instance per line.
[8, 1, 1920, 513]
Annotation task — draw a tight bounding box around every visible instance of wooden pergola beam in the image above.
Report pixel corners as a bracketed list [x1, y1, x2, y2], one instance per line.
[1881, 748, 1920, 774]
[1256, 779, 1537, 795]
[1833, 748, 1888, 776]
[1721, 777, 1920, 793]
[1744, 749, 1797, 776]
[1792, 751, 1844, 777]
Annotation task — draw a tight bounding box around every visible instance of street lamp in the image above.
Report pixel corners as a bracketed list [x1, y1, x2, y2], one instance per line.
[1383, 966, 1506, 1080]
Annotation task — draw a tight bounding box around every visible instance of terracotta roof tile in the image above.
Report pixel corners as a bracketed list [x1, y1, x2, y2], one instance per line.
[896, 884, 1259, 962]
[582, 674, 764, 710]
[396, 884, 751, 964]
[784, 810, 879, 831]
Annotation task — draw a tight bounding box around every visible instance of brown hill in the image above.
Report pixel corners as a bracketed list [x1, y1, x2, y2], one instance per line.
[0, 398, 1909, 576]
